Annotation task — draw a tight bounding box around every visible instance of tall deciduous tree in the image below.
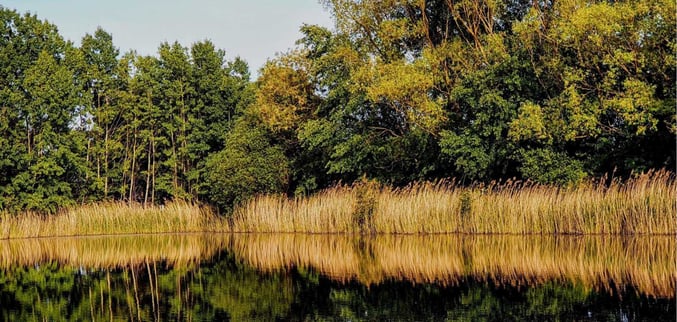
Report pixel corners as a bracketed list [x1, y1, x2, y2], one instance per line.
[13, 50, 88, 212]
[189, 41, 253, 199]
[80, 27, 123, 200]
[204, 115, 289, 212]
[305, 0, 675, 184]
[509, 0, 675, 176]
[0, 9, 89, 212]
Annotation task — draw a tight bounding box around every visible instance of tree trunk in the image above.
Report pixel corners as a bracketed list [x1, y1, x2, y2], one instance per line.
[144, 138, 151, 206]
[128, 130, 137, 203]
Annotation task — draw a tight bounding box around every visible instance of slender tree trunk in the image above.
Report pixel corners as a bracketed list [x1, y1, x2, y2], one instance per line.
[144, 137, 151, 206]
[86, 139, 91, 180]
[96, 94, 102, 192]
[151, 134, 156, 204]
[104, 123, 109, 197]
[128, 130, 137, 203]
[26, 116, 31, 155]
[180, 84, 187, 196]
[97, 157, 101, 185]
[172, 135, 178, 196]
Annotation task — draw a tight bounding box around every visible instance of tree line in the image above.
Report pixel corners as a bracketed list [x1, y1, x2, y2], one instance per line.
[0, 0, 674, 213]
[0, 8, 252, 212]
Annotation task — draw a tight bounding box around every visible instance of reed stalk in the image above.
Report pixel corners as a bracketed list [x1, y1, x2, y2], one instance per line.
[0, 233, 229, 269]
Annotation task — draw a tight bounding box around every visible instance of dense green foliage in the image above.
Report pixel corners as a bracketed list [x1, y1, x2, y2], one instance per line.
[0, 0, 674, 213]
[0, 8, 252, 212]
[204, 116, 289, 212]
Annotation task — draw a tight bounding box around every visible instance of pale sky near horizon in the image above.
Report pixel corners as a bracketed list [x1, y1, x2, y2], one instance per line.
[2, 0, 334, 76]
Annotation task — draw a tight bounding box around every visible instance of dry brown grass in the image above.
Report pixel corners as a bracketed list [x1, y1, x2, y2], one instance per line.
[231, 233, 676, 298]
[233, 170, 676, 234]
[231, 187, 357, 233]
[0, 201, 227, 239]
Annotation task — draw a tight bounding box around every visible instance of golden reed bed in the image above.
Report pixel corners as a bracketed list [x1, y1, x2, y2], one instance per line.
[0, 201, 228, 239]
[0, 170, 674, 237]
[0, 233, 672, 299]
[233, 170, 676, 234]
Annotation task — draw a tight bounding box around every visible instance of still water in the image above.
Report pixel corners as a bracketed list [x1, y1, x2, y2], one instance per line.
[0, 234, 673, 321]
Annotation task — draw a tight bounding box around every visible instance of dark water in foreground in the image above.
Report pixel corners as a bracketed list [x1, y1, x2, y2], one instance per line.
[0, 234, 674, 321]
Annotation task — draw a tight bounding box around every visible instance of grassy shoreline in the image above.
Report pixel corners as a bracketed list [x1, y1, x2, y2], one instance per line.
[233, 170, 676, 234]
[0, 201, 228, 239]
[0, 170, 675, 238]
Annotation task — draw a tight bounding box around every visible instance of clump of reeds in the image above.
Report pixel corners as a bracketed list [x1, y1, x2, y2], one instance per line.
[231, 186, 357, 233]
[0, 201, 226, 239]
[232, 169, 676, 234]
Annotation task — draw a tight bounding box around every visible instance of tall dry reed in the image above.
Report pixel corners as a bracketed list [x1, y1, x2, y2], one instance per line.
[233, 170, 676, 234]
[231, 186, 357, 233]
[0, 201, 227, 239]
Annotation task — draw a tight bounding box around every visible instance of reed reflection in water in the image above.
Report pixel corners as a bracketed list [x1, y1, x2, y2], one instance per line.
[0, 233, 673, 300]
[0, 233, 674, 321]
[0, 233, 229, 269]
[231, 234, 675, 299]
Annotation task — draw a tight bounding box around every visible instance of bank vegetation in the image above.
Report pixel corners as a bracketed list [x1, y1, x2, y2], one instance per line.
[1, 170, 673, 238]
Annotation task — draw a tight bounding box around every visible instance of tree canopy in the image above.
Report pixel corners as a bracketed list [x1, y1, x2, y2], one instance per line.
[0, 1, 674, 213]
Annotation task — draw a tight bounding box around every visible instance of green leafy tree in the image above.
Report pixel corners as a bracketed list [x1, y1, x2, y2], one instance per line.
[204, 116, 289, 212]
[80, 27, 124, 200]
[127, 54, 163, 204]
[155, 42, 193, 201]
[510, 0, 676, 178]
[291, 24, 444, 190]
[13, 51, 86, 212]
[189, 41, 254, 199]
[313, 0, 675, 185]
[0, 8, 89, 212]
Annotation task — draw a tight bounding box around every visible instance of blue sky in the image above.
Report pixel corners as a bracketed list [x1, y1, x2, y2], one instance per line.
[3, 0, 333, 75]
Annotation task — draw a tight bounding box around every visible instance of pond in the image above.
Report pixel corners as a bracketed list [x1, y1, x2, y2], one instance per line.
[0, 234, 673, 321]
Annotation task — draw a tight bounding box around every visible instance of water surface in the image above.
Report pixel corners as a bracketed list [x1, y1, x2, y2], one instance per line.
[0, 234, 673, 321]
